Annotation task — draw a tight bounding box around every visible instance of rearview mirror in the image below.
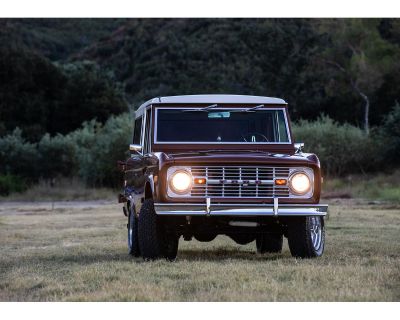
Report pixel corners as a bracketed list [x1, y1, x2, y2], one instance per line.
[208, 111, 231, 118]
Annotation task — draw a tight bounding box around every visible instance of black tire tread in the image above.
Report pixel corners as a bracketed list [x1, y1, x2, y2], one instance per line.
[138, 199, 163, 260]
[287, 216, 325, 258]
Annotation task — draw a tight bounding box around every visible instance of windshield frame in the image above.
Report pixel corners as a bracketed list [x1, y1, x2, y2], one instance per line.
[154, 106, 292, 145]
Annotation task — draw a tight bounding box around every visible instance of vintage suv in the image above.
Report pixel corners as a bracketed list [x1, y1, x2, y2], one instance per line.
[119, 95, 328, 260]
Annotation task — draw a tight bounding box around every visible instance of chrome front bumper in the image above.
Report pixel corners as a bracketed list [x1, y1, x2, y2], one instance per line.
[154, 198, 328, 217]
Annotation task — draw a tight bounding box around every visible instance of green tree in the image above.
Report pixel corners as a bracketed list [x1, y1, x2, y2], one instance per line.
[0, 46, 66, 140]
[0, 46, 128, 140]
[0, 128, 40, 180]
[53, 61, 128, 135]
[315, 19, 400, 134]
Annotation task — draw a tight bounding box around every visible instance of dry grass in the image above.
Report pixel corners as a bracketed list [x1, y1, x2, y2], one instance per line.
[322, 170, 400, 202]
[0, 200, 399, 301]
[0, 179, 115, 202]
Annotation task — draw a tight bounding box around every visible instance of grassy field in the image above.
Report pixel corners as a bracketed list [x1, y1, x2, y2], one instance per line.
[322, 171, 400, 203]
[0, 178, 115, 202]
[0, 199, 399, 301]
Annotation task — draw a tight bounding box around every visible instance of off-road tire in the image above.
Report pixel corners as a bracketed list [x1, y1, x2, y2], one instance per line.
[138, 199, 164, 260]
[256, 233, 283, 254]
[287, 216, 325, 258]
[128, 204, 140, 257]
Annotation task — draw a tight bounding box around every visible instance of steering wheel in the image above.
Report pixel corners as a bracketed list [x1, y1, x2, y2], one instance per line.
[241, 132, 269, 142]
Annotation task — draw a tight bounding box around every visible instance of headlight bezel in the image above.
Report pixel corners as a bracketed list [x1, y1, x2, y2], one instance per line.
[288, 168, 314, 198]
[167, 167, 193, 196]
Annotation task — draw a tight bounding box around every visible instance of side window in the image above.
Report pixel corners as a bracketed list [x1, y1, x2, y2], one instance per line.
[133, 117, 142, 145]
[143, 108, 152, 154]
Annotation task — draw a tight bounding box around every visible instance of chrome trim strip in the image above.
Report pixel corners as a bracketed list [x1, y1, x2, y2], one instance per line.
[154, 203, 328, 216]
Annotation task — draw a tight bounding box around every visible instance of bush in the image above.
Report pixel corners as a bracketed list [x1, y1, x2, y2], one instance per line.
[292, 116, 382, 176]
[0, 128, 40, 180]
[89, 114, 131, 187]
[0, 174, 27, 196]
[68, 113, 131, 187]
[0, 114, 132, 189]
[38, 133, 78, 179]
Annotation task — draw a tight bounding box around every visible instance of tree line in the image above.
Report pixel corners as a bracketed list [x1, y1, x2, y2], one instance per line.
[1, 19, 399, 138]
[79, 19, 400, 132]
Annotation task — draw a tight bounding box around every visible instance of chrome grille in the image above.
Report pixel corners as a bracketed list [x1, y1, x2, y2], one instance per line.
[190, 166, 290, 198]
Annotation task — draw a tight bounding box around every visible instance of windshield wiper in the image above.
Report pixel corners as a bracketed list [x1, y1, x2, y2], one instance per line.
[229, 104, 264, 112]
[182, 104, 218, 112]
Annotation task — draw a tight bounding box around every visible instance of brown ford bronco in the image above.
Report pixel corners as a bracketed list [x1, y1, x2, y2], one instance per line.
[119, 95, 328, 260]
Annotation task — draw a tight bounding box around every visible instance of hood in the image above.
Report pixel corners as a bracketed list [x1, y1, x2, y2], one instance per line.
[162, 150, 320, 167]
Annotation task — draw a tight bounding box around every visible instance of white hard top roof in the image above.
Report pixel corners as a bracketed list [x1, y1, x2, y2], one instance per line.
[135, 94, 287, 117]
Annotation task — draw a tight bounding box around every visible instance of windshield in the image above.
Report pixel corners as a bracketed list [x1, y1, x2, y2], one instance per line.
[155, 108, 290, 143]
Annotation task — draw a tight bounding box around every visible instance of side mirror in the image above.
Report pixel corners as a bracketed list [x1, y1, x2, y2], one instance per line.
[129, 144, 142, 153]
[294, 142, 304, 153]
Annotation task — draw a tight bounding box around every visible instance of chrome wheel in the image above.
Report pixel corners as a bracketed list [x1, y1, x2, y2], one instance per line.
[288, 216, 325, 258]
[128, 214, 133, 249]
[310, 216, 322, 251]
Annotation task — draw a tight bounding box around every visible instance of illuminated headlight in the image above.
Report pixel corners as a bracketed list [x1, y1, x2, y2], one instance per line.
[289, 171, 312, 195]
[169, 170, 193, 194]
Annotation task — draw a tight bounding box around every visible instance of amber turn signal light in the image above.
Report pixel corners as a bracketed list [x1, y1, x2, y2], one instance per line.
[275, 179, 287, 186]
[194, 178, 207, 184]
